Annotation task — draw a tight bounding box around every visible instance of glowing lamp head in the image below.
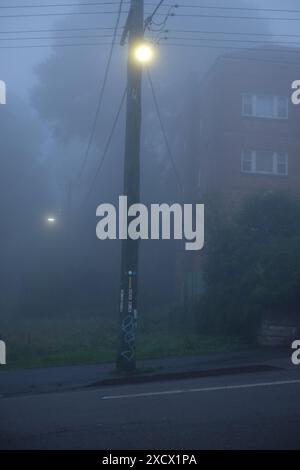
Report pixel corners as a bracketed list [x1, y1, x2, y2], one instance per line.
[47, 217, 56, 224]
[133, 42, 154, 64]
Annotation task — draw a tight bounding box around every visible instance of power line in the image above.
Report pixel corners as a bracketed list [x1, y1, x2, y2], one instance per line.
[2, 38, 299, 49]
[168, 29, 300, 40]
[4, 4, 300, 20]
[2, 27, 300, 40]
[146, 1, 176, 47]
[147, 5, 175, 36]
[1, 39, 300, 52]
[76, 0, 124, 184]
[0, 10, 129, 18]
[0, 26, 120, 34]
[145, 0, 165, 30]
[10, 1, 300, 15]
[163, 36, 300, 47]
[6, 9, 300, 21]
[0, 34, 119, 41]
[3, 41, 300, 52]
[146, 69, 184, 200]
[148, 3, 300, 15]
[84, 87, 127, 201]
[169, 13, 300, 21]
[0, 42, 112, 48]
[0, 1, 123, 8]
[160, 42, 300, 54]
[3, 28, 300, 40]
[3, 32, 300, 45]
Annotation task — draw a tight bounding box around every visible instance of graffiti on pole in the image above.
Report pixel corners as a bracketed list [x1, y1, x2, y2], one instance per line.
[0, 340, 6, 365]
[120, 271, 137, 363]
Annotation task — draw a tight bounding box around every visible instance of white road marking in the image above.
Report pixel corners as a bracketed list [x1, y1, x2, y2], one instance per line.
[101, 378, 300, 400]
[103, 389, 184, 400]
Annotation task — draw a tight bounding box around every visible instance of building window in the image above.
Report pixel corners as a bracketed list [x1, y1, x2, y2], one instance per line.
[242, 94, 253, 116]
[256, 150, 274, 173]
[256, 95, 274, 118]
[241, 149, 253, 173]
[277, 97, 288, 119]
[241, 150, 288, 176]
[242, 93, 288, 119]
[277, 152, 288, 175]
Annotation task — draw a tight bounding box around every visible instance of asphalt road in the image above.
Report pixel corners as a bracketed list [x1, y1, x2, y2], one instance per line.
[1, 367, 300, 450]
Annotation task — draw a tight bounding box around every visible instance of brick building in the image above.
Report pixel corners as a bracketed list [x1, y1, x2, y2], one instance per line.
[175, 46, 300, 304]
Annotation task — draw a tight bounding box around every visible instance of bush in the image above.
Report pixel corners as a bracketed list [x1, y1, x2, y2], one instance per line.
[197, 191, 300, 340]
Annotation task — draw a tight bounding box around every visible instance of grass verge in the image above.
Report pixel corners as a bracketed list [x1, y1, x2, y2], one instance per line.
[0, 315, 249, 370]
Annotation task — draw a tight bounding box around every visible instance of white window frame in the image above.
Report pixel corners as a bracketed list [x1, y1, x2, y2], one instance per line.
[242, 93, 288, 120]
[241, 150, 288, 176]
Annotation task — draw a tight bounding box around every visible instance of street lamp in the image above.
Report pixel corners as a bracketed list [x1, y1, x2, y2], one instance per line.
[46, 217, 56, 224]
[133, 42, 154, 64]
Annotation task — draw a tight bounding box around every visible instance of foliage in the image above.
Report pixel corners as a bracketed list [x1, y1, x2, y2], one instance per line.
[197, 191, 300, 339]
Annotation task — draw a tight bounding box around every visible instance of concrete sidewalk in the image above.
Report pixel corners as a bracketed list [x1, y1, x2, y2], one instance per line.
[0, 347, 292, 397]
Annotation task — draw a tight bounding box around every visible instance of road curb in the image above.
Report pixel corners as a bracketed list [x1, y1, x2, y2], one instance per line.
[87, 363, 282, 388]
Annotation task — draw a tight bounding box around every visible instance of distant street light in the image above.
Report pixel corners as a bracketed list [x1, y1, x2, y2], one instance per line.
[133, 42, 154, 64]
[46, 217, 56, 224]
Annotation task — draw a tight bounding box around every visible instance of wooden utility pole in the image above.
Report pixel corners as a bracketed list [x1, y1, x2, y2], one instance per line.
[117, 0, 144, 371]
